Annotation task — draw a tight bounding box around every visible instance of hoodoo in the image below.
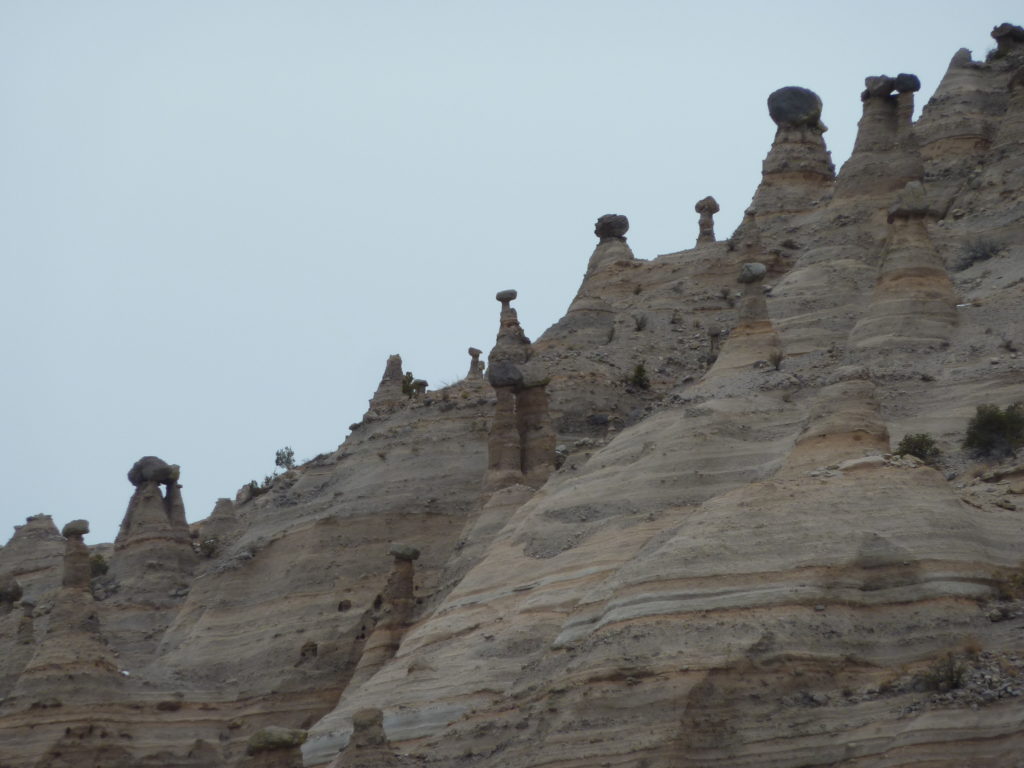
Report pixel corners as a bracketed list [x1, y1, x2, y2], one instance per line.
[3, 22, 1024, 768]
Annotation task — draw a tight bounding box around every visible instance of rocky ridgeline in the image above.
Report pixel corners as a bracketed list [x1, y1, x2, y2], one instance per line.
[1, 22, 1023, 768]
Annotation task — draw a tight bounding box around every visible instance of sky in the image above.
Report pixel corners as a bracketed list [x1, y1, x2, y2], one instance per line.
[1, 1, 1019, 545]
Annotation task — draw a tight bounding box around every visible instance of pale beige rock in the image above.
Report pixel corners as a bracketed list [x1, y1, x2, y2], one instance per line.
[6, 26, 1024, 768]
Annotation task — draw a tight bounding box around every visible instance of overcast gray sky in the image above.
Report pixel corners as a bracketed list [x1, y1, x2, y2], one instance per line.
[1, 1, 1018, 545]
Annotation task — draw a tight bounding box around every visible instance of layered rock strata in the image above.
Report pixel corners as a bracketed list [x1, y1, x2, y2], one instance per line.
[851, 181, 957, 348]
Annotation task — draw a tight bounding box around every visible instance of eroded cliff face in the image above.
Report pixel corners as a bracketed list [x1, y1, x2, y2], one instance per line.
[2, 24, 1024, 768]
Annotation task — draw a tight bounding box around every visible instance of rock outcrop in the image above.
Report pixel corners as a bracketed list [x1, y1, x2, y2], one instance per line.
[365, 354, 406, 418]
[5, 23, 1024, 768]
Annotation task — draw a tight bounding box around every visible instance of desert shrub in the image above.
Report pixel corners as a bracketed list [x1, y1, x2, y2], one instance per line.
[401, 371, 415, 398]
[992, 564, 1024, 601]
[768, 349, 784, 371]
[633, 313, 648, 331]
[199, 538, 219, 558]
[627, 364, 650, 390]
[896, 433, 941, 465]
[955, 238, 1002, 271]
[963, 402, 1024, 458]
[274, 446, 295, 470]
[90, 554, 109, 577]
[918, 653, 965, 692]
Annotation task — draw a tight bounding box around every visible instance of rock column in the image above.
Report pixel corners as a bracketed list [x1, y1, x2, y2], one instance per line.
[485, 290, 555, 492]
[850, 181, 956, 349]
[345, 545, 420, 692]
[364, 354, 406, 419]
[694, 196, 720, 244]
[60, 520, 91, 589]
[466, 346, 485, 380]
[750, 86, 835, 218]
[585, 214, 635, 277]
[834, 74, 924, 200]
[109, 456, 197, 602]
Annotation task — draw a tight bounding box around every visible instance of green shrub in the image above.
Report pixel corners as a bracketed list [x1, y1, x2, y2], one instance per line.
[274, 446, 295, 470]
[963, 402, 1024, 458]
[918, 653, 965, 692]
[401, 371, 415, 398]
[627, 364, 650, 390]
[896, 433, 940, 465]
[199, 538, 219, 558]
[955, 238, 1002, 271]
[89, 554, 109, 578]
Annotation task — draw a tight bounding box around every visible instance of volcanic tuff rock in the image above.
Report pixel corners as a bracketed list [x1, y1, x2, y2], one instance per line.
[2, 24, 1024, 768]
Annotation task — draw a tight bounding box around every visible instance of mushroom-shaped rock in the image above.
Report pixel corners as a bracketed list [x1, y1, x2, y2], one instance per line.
[466, 346, 485, 379]
[895, 73, 921, 93]
[61, 520, 89, 539]
[61, 519, 92, 589]
[863, 75, 897, 99]
[767, 86, 825, 130]
[753, 87, 834, 219]
[410, 378, 428, 396]
[695, 196, 720, 244]
[496, 288, 518, 304]
[887, 180, 930, 222]
[586, 213, 635, 275]
[738, 262, 767, 284]
[992, 23, 1024, 55]
[127, 456, 180, 487]
[594, 213, 629, 240]
[388, 543, 420, 562]
[695, 196, 720, 215]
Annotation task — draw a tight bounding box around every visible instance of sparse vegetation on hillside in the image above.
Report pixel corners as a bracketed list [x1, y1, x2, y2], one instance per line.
[918, 653, 965, 692]
[955, 238, 1002, 271]
[627, 363, 650, 390]
[896, 433, 941, 465]
[402, 371, 416, 398]
[963, 403, 1024, 458]
[275, 446, 295, 470]
[89, 553, 109, 578]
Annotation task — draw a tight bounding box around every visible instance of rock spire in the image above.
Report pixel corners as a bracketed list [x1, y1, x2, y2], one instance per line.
[850, 181, 956, 348]
[695, 196, 720, 244]
[749, 86, 835, 219]
[834, 74, 923, 200]
[365, 354, 406, 418]
[108, 456, 196, 599]
[466, 346, 484, 380]
[586, 214, 635, 276]
[485, 290, 556, 492]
